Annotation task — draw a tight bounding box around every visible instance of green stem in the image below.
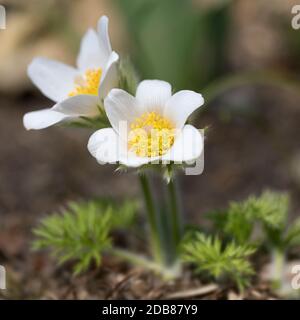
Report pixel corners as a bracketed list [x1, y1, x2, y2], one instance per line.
[271, 248, 285, 289]
[167, 177, 182, 252]
[201, 70, 300, 107]
[111, 248, 176, 279]
[139, 173, 163, 265]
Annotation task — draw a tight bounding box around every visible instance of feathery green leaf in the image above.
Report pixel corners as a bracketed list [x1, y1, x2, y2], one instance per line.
[32, 198, 138, 274]
[181, 232, 256, 291]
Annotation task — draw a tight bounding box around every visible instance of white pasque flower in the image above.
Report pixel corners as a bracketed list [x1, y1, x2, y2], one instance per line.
[23, 16, 119, 130]
[88, 80, 204, 168]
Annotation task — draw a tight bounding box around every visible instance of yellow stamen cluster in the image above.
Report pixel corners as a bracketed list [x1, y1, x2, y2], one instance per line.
[69, 68, 102, 97]
[128, 112, 175, 157]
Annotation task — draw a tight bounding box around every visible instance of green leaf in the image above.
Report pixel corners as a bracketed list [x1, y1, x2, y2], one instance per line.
[32, 198, 138, 275]
[114, 0, 230, 90]
[284, 218, 300, 247]
[208, 190, 290, 247]
[249, 191, 289, 230]
[181, 231, 256, 291]
[209, 207, 254, 244]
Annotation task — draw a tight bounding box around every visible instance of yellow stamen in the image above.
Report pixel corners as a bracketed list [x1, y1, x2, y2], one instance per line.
[69, 68, 102, 97]
[128, 112, 175, 157]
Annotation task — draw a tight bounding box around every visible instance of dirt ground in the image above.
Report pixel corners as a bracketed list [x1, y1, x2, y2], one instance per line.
[0, 84, 300, 299]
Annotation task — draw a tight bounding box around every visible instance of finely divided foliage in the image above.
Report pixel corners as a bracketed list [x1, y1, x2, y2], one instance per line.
[33, 199, 138, 274]
[209, 191, 290, 243]
[181, 232, 256, 291]
[181, 191, 300, 290]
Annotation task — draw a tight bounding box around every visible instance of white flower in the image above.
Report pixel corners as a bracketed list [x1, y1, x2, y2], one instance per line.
[23, 16, 119, 130]
[88, 80, 204, 168]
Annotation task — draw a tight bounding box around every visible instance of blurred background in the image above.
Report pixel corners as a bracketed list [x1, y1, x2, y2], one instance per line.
[1, 0, 300, 297]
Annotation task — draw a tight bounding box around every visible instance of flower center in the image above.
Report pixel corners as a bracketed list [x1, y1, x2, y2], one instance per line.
[69, 68, 102, 97]
[128, 112, 175, 157]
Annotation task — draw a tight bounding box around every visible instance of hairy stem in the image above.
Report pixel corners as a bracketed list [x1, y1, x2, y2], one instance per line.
[167, 176, 183, 253]
[139, 173, 164, 265]
[271, 248, 285, 289]
[111, 248, 177, 279]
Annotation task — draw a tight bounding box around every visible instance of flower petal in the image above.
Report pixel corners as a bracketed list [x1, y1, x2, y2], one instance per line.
[104, 88, 141, 134]
[98, 51, 119, 99]
[53, 95, 99, 117]
[77, 29, 106, 71]
[23, 108, 70, 130]
[88, 128, 121, 164]
[97, 16, 112, 60]
[119, 154, 153, 168]
[136, 80, 172, 113]
[88, 128, 153, 167]
[164, 90, 204, 129]
[162, 125, 203, 162]
[28, 58, 79, 102]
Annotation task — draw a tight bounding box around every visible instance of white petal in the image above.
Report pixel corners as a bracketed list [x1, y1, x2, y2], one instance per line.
[53, 95, 99, 117]
[164, 90, 204, 129]
[77, 29, 106, 71]
[23, 109, 70, 130]
[136, 80, 172, 113]
[162, 125, 203, 162]
[88, 128, 121, 164]
[88, 128, 155, 168]
[98, 51, 119, 99]
[28, 58, 79, 102]
[119, 155, 152, 168]
[97, 16, 112, 59]
[104, 88, 141, 134]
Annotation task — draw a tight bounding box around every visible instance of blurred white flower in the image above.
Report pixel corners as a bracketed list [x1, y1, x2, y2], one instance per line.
[23, 16, 119, 130]
[88, 80, 204, 168]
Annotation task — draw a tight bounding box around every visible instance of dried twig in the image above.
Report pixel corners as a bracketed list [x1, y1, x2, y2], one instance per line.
[166, 283, 218, 299]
